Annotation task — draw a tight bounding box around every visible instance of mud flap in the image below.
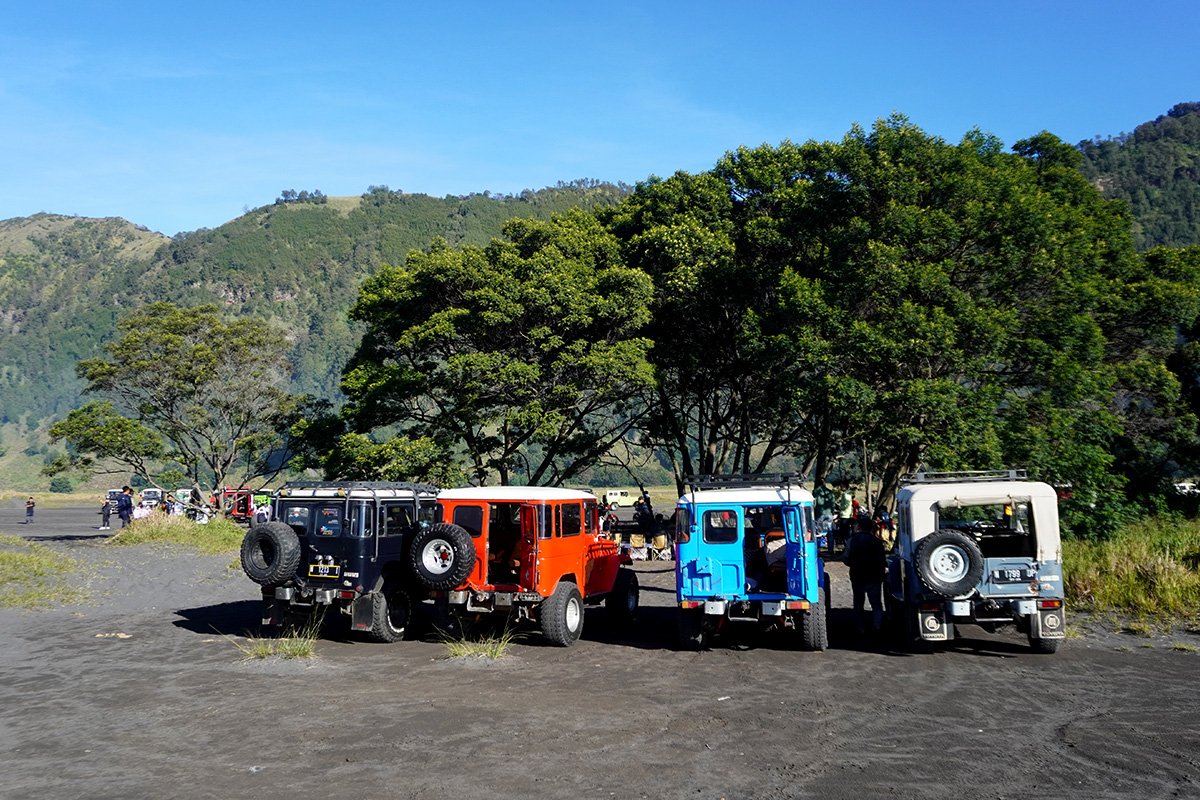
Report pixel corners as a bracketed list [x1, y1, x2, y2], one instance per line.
[918, 607, 951, 641]
[350, 592, 379, 633]
[261, 598, 282, 627]
[1032, 606, 1066, 639]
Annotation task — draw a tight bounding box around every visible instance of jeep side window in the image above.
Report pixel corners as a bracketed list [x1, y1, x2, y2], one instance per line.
[559, 502, 582, 537]
[583, 499, 598, 534]
[418, 499, 436, 528]
[349, 501, 372, 537]
[538, 505, 554, 539]
[703, 509, 739, 544]
[453, 505, 485, 538]
[380, 503, 413, 536]
[675, 508, 692, 543]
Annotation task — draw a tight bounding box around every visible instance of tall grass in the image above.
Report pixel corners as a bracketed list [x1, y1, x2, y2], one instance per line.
[0, 534, 86, 608]
[105, 513, 246, 554]
[1064, 516, 1200, 618]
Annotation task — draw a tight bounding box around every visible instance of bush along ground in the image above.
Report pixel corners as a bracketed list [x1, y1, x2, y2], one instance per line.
[106, 513, 246, 555]
[1064, 516, 1200, 621]
[0, 534, 86, 608]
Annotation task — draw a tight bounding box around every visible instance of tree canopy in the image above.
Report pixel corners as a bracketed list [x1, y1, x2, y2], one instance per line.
[47, 302, 304, 494]
[339, 210, 655, 485]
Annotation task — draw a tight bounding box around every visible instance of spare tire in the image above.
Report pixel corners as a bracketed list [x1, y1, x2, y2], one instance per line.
[409, 523, 476, 590]
[240, 521, 302, 587]
[913, 529, 985, 598]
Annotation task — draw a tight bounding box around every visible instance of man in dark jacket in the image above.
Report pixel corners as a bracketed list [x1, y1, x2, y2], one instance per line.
[843, 516, 887, 633]
[117, 486, 135, 528]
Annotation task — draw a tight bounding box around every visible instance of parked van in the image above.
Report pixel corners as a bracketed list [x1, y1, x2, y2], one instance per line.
[604, 489, 634, 507]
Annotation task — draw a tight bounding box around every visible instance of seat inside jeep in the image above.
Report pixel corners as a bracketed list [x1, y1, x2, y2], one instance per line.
[939, 502, 1035, 559]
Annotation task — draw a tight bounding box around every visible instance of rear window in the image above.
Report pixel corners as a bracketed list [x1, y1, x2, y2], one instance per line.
[282, 504, 310, 535]
[703, 509, 739, 544]
[315, 506, 342, 537]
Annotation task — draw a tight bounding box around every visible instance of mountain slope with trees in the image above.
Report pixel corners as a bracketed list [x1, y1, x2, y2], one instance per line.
[0, 182, 629, 430]
[1078, 102, 1200, 249]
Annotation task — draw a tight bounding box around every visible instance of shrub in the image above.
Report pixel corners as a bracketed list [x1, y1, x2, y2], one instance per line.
[49, 476, 73, 493]
[1064, 516, 1200, 618]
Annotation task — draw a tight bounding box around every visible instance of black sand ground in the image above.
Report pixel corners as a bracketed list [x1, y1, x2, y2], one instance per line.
[1, 499, 1197, 800]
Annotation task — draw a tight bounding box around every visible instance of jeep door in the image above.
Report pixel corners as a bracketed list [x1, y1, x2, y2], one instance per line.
[531, 501, 584, 595]
[678, 508, 743, 599]
[783, 505, 818, 601]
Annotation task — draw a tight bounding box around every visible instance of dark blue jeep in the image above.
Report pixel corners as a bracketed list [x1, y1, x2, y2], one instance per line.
[674, 475, 829, 650]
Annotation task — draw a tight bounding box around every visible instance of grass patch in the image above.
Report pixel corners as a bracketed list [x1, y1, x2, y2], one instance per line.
[1170, 642, 1198, 653]
[230, 614, 322, 660]
[0, 534, 87, 608]
[1064, 516, 1200, 618]
[443, 626, 518, 660]
[106, 513, 245, 555]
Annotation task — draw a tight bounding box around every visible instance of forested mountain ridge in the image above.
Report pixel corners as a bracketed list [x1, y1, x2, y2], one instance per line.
[1078, 102, 1200, 249]
[0, 182, 629, 428]
[0, 214, 167, 424]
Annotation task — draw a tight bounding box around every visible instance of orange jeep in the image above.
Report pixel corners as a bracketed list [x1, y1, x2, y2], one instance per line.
[420, 486, 638, 646]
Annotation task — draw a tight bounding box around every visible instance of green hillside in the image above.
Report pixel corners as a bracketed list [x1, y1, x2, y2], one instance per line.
[1078, 102, 1200, 249]
[0, 214, 167, 424]
[0, 182, 629, 430]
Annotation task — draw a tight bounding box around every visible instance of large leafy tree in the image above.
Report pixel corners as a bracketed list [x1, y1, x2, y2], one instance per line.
[603, 117, 1199, 535]
[341, 209, 655, 485]
[48, 302, 303, 494]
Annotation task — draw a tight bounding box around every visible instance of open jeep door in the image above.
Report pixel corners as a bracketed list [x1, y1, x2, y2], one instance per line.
[519, 503, 540, 590]
[783, 505, 808, 598]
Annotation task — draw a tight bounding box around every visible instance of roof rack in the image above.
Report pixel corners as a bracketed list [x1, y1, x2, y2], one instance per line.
[685, 473, 805, 491]
[279, 480, 440, 495]
[902, 469, 1027, 484]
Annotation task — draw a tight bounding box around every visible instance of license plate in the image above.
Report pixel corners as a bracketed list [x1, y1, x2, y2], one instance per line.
[307, 563, 341, 579]
[991, 567, 1035, 583]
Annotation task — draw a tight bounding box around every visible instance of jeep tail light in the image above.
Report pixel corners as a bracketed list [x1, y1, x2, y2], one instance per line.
[785, 600, 810, 610]
[1037, 599, 1062, 609]
[338, 590, 356, 600]
[680, 601, 702, 609]
[919, 602, 943, 611]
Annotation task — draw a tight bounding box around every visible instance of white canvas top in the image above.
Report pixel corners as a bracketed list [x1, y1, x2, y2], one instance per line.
[438, 486, 597, 502]
[678, 486, 814, 506]
[898, 480, 1061, 561]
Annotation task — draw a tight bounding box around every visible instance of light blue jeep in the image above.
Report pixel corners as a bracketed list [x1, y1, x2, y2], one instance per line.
[886, 470, 1066, 653]
[674, 475, 829, 650]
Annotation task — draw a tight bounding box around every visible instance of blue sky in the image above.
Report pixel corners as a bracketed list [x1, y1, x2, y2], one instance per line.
[2, 1, 1196, 236]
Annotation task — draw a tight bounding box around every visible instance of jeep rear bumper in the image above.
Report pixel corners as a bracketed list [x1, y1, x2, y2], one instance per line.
[915, 597, 1065, 641]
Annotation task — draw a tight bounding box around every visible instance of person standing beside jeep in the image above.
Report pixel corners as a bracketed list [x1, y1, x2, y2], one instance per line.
[117, 486, 134, 528]
[843, 516, 886, 634]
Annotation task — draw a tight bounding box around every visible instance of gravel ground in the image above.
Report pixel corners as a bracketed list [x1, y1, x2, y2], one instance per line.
[1, 499, 1198, 800]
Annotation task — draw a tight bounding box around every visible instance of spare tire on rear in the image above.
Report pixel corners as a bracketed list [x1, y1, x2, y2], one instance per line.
[913, 529, 985, 598]
[409, 523, 476, 590]
[240, 522, 302, 587]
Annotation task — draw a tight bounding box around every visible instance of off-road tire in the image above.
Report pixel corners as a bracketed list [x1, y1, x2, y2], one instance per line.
[605, 568, 639, 623]
[799, 597, 828, 651]
[676, 608, 708, 651]
[409, 523, 476, 591]
[1028, 634, 1060, 654]
[240, 522, 302, 587]
[913, 529, 985, 598]
[540, 582, 584, 647]
[365, 585, 411, 643]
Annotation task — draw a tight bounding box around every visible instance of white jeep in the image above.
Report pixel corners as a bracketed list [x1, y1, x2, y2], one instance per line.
[886, 470, 1065, 653]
